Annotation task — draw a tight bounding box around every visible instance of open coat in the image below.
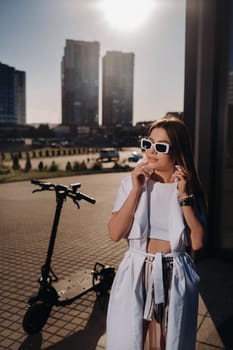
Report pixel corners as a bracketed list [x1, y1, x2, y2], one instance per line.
[106, 176, 200, 350]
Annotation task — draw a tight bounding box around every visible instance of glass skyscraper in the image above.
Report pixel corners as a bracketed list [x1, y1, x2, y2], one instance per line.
[102, 51, 134, 127]
[0, 62, 26, 125]
[61, 40, 99, 126]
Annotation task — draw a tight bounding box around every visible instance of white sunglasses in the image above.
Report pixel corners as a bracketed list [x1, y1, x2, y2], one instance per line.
[140, 138, 171, 154]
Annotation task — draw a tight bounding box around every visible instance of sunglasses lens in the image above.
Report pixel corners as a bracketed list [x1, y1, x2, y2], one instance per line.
[141, 139, 170, 153]
[155, 143, 169, 153]
[141, 139, 152, 149]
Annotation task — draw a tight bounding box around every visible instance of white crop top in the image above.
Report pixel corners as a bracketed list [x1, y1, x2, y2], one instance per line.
[148, 181, 177, 241]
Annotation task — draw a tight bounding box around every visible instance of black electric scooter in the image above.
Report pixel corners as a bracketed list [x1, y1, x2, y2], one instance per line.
[23, 179, 115, 335]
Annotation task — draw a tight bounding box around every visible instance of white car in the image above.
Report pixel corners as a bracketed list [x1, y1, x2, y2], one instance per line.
[128, 152, 143, 162]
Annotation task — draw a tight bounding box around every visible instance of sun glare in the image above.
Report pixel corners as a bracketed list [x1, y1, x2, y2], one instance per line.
[99, 0, 156, 32]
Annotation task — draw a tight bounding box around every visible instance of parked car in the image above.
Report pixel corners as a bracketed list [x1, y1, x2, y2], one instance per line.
[128, 151, 143, 162]
[97, 148, 120, 162]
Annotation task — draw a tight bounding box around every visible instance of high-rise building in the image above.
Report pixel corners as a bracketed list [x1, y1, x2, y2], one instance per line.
[15, 70, 26, 124]
[61, 40, 99, 126]
[0, 62, 26, 124]
[102, 51, 134, 126]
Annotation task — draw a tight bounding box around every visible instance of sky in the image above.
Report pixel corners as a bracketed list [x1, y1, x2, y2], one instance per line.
[0, 0, 186, 125]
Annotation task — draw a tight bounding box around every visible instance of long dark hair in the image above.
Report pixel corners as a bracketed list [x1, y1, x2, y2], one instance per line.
[148, 115, 207, 213]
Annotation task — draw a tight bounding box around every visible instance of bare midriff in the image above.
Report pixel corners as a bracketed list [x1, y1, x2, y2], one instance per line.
[147, 238, 171, 254]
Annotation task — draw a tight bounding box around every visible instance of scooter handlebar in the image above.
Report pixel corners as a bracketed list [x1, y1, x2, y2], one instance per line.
[31, 179, 55, 191]
[68, 191, 96, 205]
[77, 191, 96, 204]
[31, 179, 45, 185]
[31, 179, 96, 204]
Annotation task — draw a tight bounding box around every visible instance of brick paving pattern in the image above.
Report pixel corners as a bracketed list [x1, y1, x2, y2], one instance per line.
[0, 173, 225, 349]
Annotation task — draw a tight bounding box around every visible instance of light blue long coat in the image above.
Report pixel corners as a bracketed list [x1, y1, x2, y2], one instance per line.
[106, 176, 200, 350]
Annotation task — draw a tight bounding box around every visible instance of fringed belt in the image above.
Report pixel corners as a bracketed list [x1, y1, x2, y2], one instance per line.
[129, 248, 185, 320]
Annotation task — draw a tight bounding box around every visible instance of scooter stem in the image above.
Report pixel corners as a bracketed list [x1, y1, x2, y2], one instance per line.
[41, 191, 65, 283]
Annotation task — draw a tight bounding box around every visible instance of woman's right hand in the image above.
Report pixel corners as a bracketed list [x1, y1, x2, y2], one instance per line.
[131, 161, 152, 190]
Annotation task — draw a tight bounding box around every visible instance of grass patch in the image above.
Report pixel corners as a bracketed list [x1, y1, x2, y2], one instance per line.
[0, 163, 132, 184]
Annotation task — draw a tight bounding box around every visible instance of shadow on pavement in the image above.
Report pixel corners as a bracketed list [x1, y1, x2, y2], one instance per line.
[197, 257, 233, 350]
[218, 315, 233, 349]
[46, 297, 107, 350]
[19, 297, 107, 350]
[19, 333, 43, 350]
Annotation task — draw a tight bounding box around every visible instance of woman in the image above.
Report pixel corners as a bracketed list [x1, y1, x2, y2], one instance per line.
[106, 115, 207, 350]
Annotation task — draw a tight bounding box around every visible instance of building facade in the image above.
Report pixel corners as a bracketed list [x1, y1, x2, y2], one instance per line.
[61, 40, 99, 126]
[14, 70, 26, 125]
[102, 51, 134, 126]
[0, 62, 26, 125]
[184, 0, 233, 258]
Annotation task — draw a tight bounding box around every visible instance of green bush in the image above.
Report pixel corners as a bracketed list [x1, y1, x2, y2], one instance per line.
[66, 161, 72, 171]
[24, 153, 32, 172]
[38, 161, 44, 171]
[0, 166, 11, 175]
[49, 161, 59, 172]
[79, 160, 87, 170]
[112, 161, 131, 171]
[73, 161, 81, 171]
[91, 161, 103, 171]
[112, 161, 122, 169]
[12, 154, 20, 170]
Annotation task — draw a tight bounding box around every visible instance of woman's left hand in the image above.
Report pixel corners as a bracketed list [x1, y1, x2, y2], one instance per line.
[171, 165, 189, 197]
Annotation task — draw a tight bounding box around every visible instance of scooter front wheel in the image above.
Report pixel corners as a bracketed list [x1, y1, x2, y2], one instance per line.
[23, 301, 52, 335]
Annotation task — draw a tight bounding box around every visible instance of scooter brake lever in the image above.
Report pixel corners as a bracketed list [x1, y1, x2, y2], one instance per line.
[73, 198, 80, 209]
[32, 185, 54, 193]
[32, 188, 44, 194]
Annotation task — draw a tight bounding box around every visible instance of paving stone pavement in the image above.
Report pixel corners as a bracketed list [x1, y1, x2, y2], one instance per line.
[0, 173, 228, 349]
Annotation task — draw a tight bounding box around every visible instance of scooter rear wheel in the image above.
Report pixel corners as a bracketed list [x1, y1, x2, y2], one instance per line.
[23, 301, 52, 335]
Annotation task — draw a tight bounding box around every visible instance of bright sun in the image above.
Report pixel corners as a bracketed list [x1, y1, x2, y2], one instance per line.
[99, 0, 156, 32]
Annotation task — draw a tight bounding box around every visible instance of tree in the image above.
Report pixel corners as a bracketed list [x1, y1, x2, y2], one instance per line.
[25, 153, 32, 172]
[12, 154, 20, 170]
[65, 161, 72, 171]
[49, 161, 58, 172]
[38, 161, 44, 171]
[36, 124, 54, 138]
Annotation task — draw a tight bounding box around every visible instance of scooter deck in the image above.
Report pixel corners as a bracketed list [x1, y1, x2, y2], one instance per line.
[52, 269, 94, 301]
